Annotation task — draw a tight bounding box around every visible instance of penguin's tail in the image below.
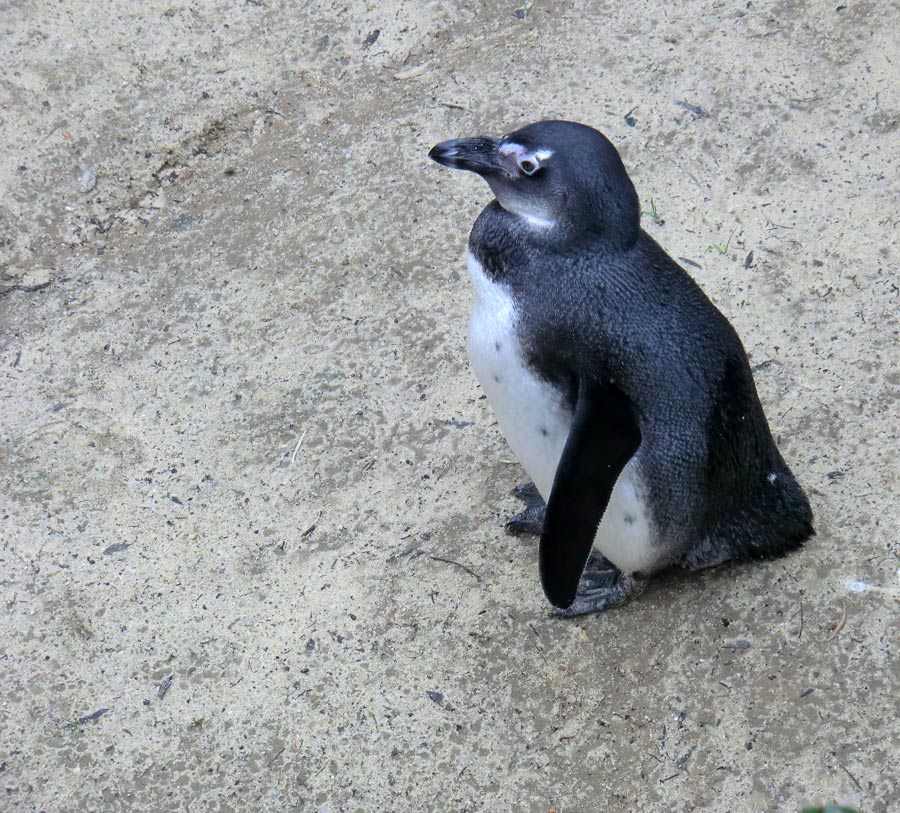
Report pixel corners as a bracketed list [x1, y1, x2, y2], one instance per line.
[742, 467, 815, 559]
[680, 467, 814, 571]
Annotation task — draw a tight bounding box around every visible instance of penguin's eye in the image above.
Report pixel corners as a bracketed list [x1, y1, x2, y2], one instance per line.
[518, 158, 539, 176]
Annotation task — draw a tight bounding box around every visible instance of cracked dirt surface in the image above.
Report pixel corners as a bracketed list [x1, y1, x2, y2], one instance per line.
[1, 1, 898, 810]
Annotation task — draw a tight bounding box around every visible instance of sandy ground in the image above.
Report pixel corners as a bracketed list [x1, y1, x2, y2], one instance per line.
[2, 1, 898, 810]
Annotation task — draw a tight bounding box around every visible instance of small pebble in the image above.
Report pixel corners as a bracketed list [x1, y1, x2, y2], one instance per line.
[676, 100, 711, 119]
[79, 169, 97, 193]
[158, 675, 173, 700]
[722, 639, 751, 651]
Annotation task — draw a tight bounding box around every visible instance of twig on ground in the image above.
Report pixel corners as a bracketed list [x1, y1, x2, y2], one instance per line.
[429, 555, 481, 581]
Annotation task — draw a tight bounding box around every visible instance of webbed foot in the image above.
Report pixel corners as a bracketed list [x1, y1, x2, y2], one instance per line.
[551, 568, 643, 617]
[505, 482, 546, 536]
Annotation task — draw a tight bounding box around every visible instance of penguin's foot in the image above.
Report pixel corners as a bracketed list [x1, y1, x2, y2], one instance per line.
[505, 482, 546, 536]
[551, 570, 642, 617]
[577, 552, 620, 590]
[513, 482, 542, 503]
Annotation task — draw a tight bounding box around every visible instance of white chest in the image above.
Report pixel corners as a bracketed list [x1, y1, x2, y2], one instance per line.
[464, 251, 657, 575]
[466, 252, 569, 501]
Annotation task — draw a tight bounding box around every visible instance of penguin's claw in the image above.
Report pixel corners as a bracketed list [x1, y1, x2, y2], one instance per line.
[506, 482, 546, 535]
[505, 507, 545, 536]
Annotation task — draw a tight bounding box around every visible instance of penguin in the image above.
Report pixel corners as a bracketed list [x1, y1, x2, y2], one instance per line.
[428, 120, 814, 616]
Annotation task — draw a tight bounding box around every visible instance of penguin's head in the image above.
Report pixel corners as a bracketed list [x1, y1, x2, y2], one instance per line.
[429, 120, 639, 244]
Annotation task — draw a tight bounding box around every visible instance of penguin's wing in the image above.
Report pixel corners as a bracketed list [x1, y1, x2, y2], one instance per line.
[539, 378, 641, 608]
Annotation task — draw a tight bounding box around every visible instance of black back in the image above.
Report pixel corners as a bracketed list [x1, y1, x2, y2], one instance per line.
[469, 188, 813, 565]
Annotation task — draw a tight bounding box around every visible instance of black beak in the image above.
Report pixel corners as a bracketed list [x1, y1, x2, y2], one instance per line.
[428, 137, 502, 175]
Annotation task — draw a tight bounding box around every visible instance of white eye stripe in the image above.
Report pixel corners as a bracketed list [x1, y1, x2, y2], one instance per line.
[498, 143, 553, 160]
[497, 142, 523, 157]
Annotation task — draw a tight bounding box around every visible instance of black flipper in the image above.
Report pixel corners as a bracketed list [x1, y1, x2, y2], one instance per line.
[539, 378, 641, 609]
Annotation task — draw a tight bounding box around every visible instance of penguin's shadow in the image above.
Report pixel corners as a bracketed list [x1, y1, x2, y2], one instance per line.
[638, 556, 793, 611]
[649, 562, 743, 600]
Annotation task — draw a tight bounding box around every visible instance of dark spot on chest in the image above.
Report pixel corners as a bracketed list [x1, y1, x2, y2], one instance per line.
[494, 341, 502, 352]
[493, 374, 501, 383]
